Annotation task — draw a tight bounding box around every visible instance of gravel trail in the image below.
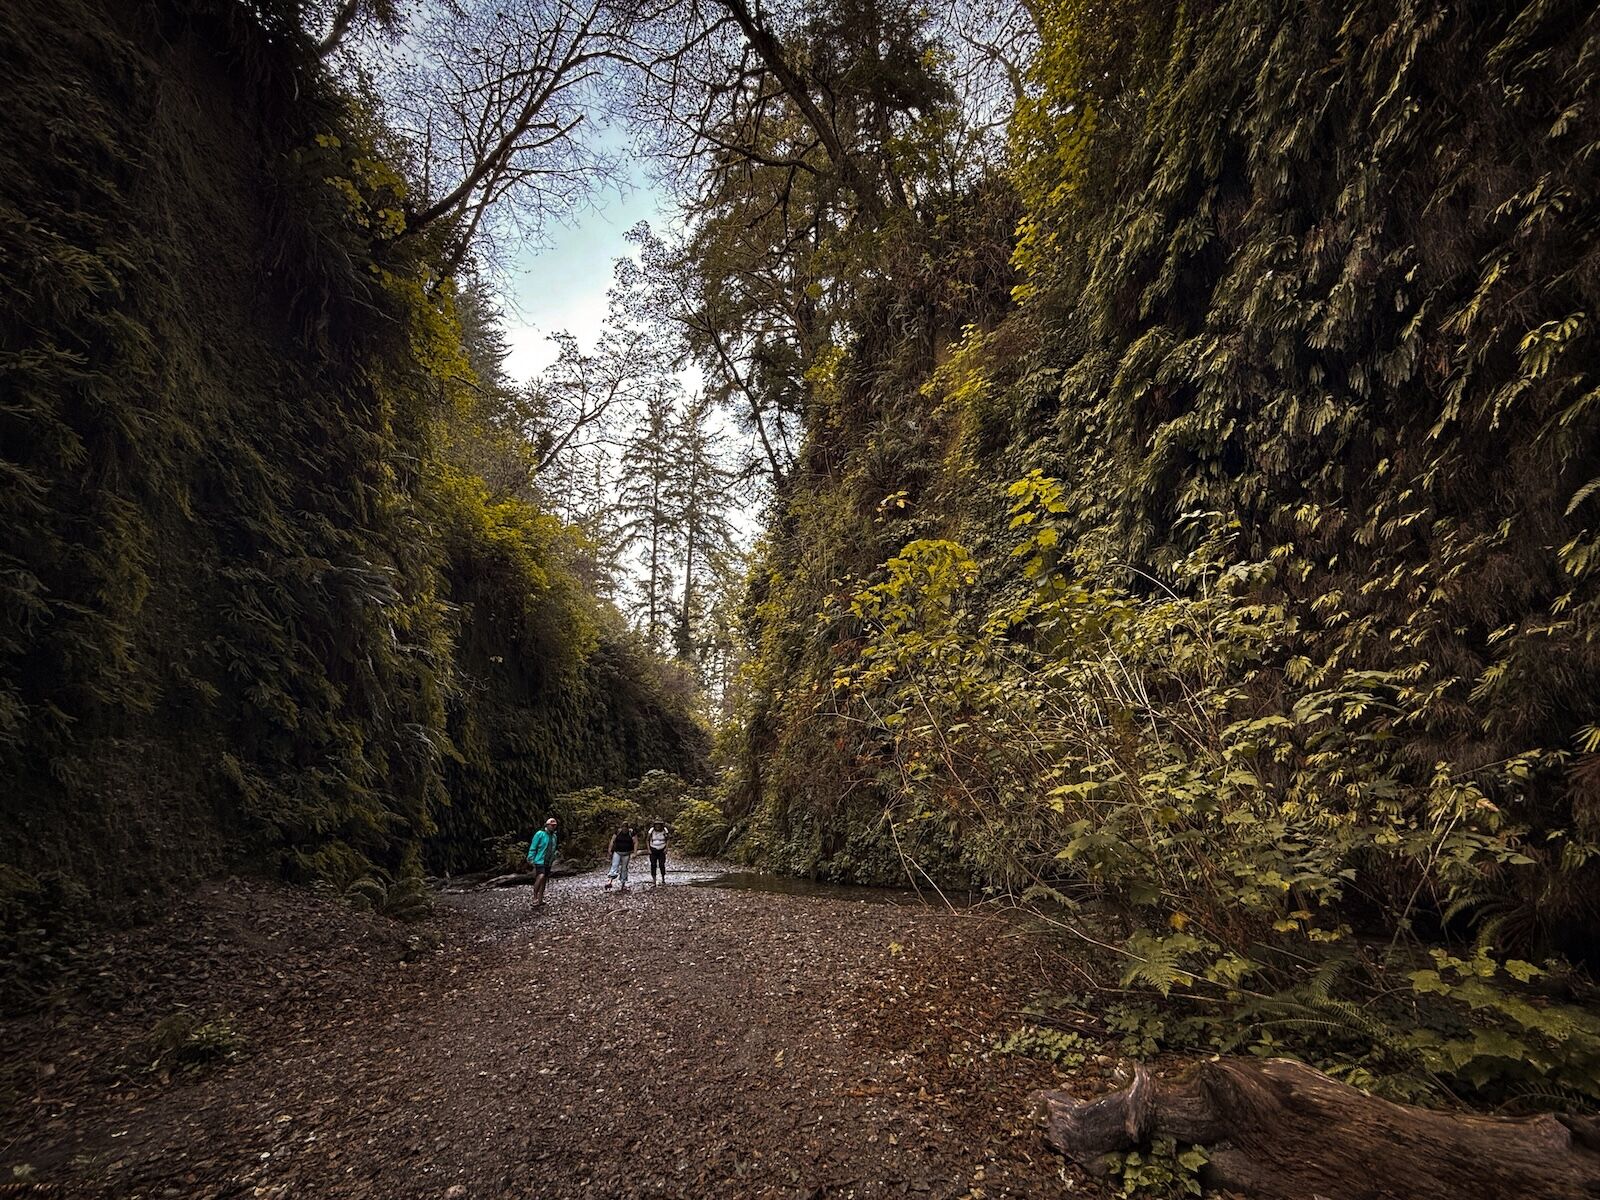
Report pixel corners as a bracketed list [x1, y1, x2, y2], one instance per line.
[2, 865, 1088, 1199]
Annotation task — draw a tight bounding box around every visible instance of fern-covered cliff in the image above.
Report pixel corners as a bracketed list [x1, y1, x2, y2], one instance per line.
[725, 0, 1600, 1103]
[0, 0, 703, 943]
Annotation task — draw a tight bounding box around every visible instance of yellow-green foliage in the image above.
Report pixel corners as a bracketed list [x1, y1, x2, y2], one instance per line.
[674, 798, 731, 856]
[995, 0, 1600, 953]
[431, 463, 598, 670]
[0, 0, 705, 939]
[922, 325, 997, 481]
[1008, 0, 1181, 301]
[830, 475, 1600, 1103]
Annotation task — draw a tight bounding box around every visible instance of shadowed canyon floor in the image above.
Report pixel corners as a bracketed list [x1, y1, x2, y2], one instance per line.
[2, 866, 1095, 1198]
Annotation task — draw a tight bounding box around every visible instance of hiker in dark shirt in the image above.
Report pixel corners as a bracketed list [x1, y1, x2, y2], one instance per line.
[606, 825, 636, 892]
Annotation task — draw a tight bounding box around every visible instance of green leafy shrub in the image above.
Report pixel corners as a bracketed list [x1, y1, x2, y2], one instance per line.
[824, 475, 1600, 1104]
[674, 798, 732, 856]
[549, 786, 645, 864]
[1105, 1137, 1208, 1198]
[993, 1024, 1087, 1068]
[486, 833, 534, 874]
[546, 772, 706, 864]
[628, 770, 693, 825]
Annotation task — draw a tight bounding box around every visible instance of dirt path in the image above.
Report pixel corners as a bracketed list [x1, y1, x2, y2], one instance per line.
[2, 865, 1096, 1198]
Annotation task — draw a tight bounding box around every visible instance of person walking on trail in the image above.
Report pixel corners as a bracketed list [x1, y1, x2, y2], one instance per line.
[646, 820, 670, 886]
[527, 817, 558, 906]
[606, 825, 636, 892]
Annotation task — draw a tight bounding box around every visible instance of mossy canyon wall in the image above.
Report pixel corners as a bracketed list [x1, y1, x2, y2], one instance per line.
[0, 0, 703, 924]
[728, 0, 1600, 965]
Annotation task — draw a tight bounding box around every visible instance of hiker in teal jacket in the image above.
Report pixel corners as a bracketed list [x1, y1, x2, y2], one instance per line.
[527, 817, 559, 906]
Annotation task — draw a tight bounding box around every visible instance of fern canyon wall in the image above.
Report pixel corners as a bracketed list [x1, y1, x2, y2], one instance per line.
[728, 0, 1600, 978]
[0, 0, 705, 925]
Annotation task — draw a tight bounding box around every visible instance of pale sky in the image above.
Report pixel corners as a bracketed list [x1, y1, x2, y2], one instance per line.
[499, 163, 668, 383]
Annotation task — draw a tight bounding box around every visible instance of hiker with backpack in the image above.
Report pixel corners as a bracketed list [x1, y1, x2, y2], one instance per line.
[646, 820, 670, 885]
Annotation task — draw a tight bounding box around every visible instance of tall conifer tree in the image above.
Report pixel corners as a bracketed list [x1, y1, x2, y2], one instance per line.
[617, 384, 682, 650]
[669, 392, 740, 668]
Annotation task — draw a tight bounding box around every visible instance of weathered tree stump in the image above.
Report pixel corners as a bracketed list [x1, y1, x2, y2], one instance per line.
[1035, 1058, 1600, 1200]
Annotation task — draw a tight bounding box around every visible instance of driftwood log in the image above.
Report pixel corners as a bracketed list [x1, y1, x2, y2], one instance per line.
[436, 867, 578, 893]
[1036, 1058, 1600, 1200]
